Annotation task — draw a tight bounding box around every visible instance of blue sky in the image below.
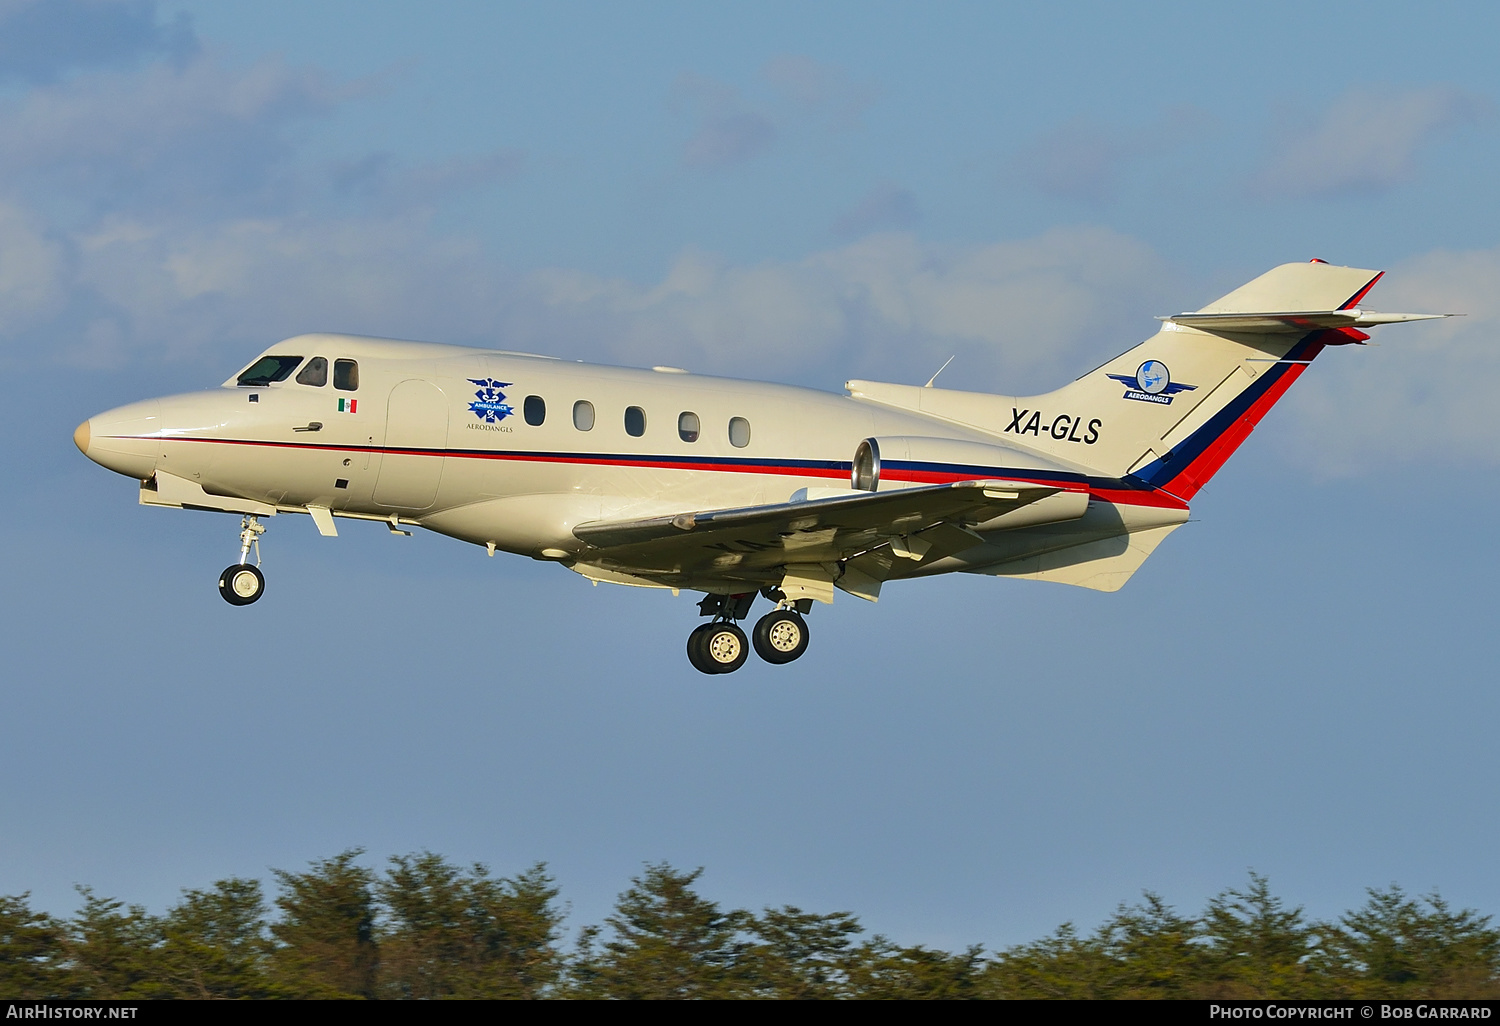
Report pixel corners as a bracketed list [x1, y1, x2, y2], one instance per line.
[2, 0, 1499, 948]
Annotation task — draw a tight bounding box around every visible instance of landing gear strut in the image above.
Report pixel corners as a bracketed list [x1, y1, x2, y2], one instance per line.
[218, 515, 266, 606]
[685, 589, 812, 674]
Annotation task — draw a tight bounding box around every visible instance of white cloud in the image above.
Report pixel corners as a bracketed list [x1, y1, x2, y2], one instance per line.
[1252, 85, 1491, 199]
[1012, 117, 1131, 205]
[761, 54, 876, 129]
[16, 201, 1175, 399]
[507, 225, 1175, 391]
[69, 211, 500, 361]
[831, 182, 920, 239]
[1009, 106, 1214, 206]
[0, 0, 197, 86]
[1281, 248, 1500, 473]
[0, 50, 343, 219]
[672, 73, 777, 170]
[0, 202, 64, 333]
[671, 56, 874, 171]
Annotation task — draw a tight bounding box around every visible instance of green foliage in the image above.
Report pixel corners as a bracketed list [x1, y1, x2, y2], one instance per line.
[984, 875, 1500, 1001]
[572, 863, 750, 999]
[155, 879, 277, 999]
[1315, 886, 1500, 999]
[978, 922, 1114, 999]
[982, 893, 1207, 999]
[741, 905, 863, 998]
[61, 888, 165, 999]
[2, 860, 1497, 1000]
[0, 893, 65, 998]
[1199, 872, 1317, 998]
[844, 938, 983, 999]
[268, 850, 379, 998]
[572, 865, 982, 999]
[376, 853, 562, 999]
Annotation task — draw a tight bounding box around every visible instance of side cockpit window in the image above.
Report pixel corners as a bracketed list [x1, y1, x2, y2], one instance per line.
[295, 357, 328, 386]
[334, 359, 359, 390]
[236, 355, 303, 386]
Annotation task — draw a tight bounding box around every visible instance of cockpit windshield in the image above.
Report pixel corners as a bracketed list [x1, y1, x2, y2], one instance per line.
[236, 355, 303, 386]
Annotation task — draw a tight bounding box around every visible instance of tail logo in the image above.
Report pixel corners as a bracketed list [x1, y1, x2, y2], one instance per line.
[1107, 361, 1196, 406]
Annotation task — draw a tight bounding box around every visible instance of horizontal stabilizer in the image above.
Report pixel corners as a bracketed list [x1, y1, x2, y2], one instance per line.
[1162, 309, 1453, 335]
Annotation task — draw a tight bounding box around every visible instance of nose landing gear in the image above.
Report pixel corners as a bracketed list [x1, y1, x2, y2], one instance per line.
[218, 515, 266, 606]
[685, 590, 812, 674]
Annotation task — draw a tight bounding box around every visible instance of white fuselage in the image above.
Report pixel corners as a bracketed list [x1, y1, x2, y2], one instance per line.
[79, 333, 1187, 594]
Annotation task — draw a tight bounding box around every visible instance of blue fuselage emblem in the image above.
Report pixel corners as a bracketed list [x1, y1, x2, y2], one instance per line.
[468, 378, 515, 423]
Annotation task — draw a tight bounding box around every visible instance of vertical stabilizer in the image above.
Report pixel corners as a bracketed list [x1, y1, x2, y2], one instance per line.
[848, 261, 1387, 501]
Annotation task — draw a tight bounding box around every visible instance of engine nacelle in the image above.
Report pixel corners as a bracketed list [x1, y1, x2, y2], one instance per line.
[852, 435, 1090, 531]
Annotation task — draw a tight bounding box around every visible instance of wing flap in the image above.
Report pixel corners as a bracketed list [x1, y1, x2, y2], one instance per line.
[574, 479, 1056, 550]
[572, 479, 1069, 585]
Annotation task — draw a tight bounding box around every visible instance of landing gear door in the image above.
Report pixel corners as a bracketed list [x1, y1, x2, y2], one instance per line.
[374, 379, 450, 510]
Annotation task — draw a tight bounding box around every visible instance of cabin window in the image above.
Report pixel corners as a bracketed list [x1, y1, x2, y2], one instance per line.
[624, 406, 646, 437]
[334, 359, 359, 390]
[295, 357, 328, 387]
[678, 411, 700, 443]
[573, 400, 595, 431]
[524, 395, 545, 426]
[236, 355, 302, 386]
[728, 417, 751, 448]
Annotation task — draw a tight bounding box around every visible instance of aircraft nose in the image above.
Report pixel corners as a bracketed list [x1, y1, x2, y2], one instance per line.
[78, 399, 161, 479]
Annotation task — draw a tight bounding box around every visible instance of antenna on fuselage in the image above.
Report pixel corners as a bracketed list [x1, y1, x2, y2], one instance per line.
[923, 355, 956, 388]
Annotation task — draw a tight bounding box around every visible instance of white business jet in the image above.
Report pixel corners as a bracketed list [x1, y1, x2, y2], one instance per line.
[75, 260, 1446, 673]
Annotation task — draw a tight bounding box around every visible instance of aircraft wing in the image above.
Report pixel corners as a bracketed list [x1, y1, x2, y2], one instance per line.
[571, 479, 1067, 594]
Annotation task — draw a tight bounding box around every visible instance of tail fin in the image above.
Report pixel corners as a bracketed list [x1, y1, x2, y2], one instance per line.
[848, 261, 1442, 501]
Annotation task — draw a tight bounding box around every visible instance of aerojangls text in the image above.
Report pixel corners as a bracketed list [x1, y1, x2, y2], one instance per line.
[1005, 409, 1101, 444]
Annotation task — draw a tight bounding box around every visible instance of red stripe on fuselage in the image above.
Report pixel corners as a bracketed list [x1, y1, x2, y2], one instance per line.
[140, 434, 1190, 511]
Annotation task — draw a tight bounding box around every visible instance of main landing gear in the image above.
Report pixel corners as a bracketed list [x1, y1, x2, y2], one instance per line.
[218, 515, 266, 606]
[686, 589, 812, 674]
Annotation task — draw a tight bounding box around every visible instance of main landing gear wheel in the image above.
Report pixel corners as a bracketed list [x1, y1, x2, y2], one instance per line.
[687, 622, 749, 675]
[687, 623, 716, 673]
[219, 564, 265, 605]
[753, 609, 809, 664]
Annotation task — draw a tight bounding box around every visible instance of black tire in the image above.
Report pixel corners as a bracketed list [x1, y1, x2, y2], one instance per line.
[701, 622, 749, 674]
[686, 623, 718, 674]
[753, 609, 809, 664]
[218, 564, 265, 606]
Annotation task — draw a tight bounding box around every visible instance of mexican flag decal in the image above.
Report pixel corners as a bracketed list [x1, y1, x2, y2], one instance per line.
[337, 398, 358, 413]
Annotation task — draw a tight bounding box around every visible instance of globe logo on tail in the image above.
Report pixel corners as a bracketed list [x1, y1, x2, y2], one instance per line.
[1136, 360, 1169, 395]
[1106, 361, 1196, 405]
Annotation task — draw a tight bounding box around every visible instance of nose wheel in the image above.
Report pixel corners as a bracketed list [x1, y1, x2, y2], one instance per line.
[218, 515, 266, 606]
[219, 563, 265, 605]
